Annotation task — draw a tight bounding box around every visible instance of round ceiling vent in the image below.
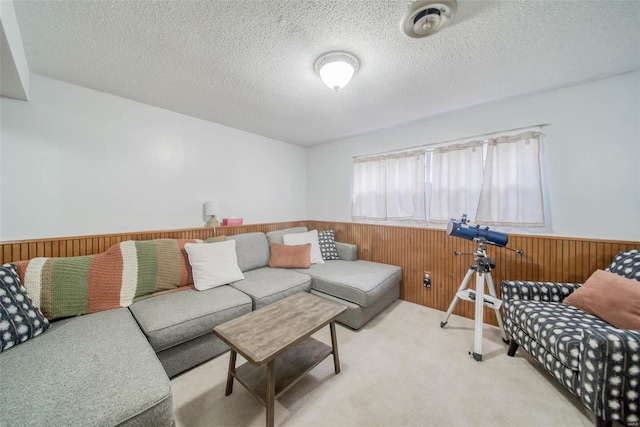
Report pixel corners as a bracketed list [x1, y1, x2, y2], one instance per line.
[401, 0, 457, 38]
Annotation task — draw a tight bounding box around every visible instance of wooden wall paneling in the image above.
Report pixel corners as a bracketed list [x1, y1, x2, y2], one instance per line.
[549, 239, 558, 282]
[541, 238, 549, 281]
[212, 221, 308, 238]
[1, 220, 638, 327]
[573, 240, 583, 284]
[595, 242, 604, 276]
[0, 224, 227, 263]
[433, 229, 443, 317]
[529, 237, 537, 281]
[421, 229, 428, 307]
[307, 220, 638, 326]
[568, 240, 577, 282]
[528, 236, 536, 279]
[579, 241, 587, 279]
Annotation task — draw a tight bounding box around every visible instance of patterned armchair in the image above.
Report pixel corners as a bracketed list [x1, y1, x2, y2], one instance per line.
[501, 250, 640, 427]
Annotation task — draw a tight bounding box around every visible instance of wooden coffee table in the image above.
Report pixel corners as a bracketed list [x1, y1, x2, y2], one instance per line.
[213, 292, 347, 427]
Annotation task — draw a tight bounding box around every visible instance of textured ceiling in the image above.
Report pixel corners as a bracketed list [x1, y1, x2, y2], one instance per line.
[11, 0, 640, 146]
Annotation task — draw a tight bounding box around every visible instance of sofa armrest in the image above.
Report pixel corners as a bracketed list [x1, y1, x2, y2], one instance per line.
[335, 242, 358, 261]
[500, 280, 580, 303]
[579, 328, 640, 424]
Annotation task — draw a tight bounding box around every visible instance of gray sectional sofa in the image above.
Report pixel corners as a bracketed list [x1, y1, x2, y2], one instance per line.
[0, 226, 402, 427]
[2, 308, 174, 427]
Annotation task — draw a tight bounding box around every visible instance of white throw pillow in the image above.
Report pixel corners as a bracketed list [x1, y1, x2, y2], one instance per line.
[283, 230, 325, 264]
[185, 240, 245, 291]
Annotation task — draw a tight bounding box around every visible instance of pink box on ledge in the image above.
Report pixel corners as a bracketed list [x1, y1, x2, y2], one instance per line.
[222, 218, 243, 226]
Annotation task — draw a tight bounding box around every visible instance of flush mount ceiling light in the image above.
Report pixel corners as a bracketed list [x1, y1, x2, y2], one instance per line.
[401, 0, 457, 38]
[314, 52, 360, 92]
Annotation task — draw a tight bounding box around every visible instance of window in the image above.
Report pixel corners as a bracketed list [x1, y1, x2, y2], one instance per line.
[429, 141, 484, 223]
[475, 132, 545, 226]
[351, 155, 387, 220]
[351, 131, 546, 227]
[352, 151, 427, 222]
[386, 151, 427, 222]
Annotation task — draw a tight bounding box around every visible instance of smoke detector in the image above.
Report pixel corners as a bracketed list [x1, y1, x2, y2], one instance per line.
[401, 0, 457, 38]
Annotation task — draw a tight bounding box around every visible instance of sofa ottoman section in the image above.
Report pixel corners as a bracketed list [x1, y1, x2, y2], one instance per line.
[0, 308, 173, 427]
[311, 286, 399, 330]
[231, 267, 312, 309]
[298, 260, 402, 329]
[129, 286, 252, 377]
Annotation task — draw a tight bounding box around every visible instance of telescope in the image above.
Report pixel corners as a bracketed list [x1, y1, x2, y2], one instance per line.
[446, 214, 508, 247]
[442, 213, 521, 361]
[443, 214, 523, 360]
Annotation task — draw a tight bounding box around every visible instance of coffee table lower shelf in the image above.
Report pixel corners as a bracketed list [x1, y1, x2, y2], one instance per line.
[233, 336, 332, 405]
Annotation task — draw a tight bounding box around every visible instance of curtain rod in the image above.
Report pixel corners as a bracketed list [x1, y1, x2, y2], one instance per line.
[353, 123, 550, 159]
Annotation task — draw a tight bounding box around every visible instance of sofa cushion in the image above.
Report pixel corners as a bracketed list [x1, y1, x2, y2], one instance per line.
[0, 264, 50, 352]
[0, 308, 173, 426]
[564, 269, 640, 329]
[505, 299, 613, 371]
[129, 285, 252, 352]
[265, 227, 308, 245]
[230, 267, 312, 309]
[228, 232, 270, 272]
[185, 240, 244, 290]
[268, 243, 311, 268]
[298, 260, 402, 307]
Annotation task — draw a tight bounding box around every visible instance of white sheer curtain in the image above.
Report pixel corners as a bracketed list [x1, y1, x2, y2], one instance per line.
[352, 129, 547, 227]
[476, 131, 545, 226]
[351, 155, 387, 220]
[386, 150, 427, 222]
[429, 141, 484, 223]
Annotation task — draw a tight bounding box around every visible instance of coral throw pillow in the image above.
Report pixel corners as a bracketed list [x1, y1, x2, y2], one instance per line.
[269, 243, 311, 269]
[564, 269, 640, 330]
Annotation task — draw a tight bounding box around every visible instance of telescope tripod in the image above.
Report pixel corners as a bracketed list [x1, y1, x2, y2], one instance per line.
[440, 239, 508, 361]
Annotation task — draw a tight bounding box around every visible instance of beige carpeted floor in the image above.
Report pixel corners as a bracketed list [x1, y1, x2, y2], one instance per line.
[171, 300, 596, 427]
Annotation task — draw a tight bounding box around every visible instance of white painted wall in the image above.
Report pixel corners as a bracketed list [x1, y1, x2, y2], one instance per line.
[2, 73, 638, 242]
[307, 72, 640, 241]
[0, 75, 307, 240]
